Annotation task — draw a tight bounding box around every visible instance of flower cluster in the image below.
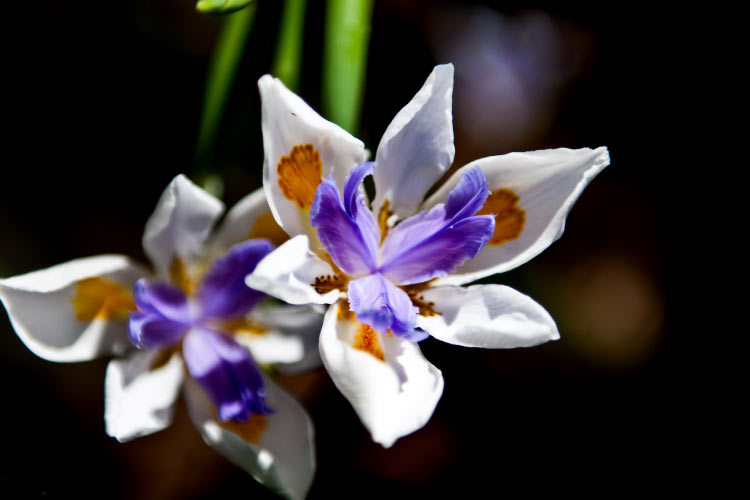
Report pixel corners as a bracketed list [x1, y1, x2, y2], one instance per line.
[1, 63, 609, 498]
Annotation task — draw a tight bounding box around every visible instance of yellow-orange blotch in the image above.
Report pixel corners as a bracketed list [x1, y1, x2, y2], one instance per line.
[277, 144, 322, 209]
[71, 277, 136, 321]
[218, 414, 268, 444]
[249, 211, 288, 247]
[477, 188, 526, 245]
[222, 317, 267, 337]
[378, 200, 393, 243]
[353, 324, 385, 362]
[169, 256, 195, 295]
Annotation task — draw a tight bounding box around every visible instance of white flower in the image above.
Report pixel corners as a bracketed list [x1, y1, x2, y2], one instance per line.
[247, 64, 610, 447]
[0, 175, 319, 500]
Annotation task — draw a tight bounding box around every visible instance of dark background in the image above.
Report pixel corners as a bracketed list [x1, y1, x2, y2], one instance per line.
[0, 1, 730, 498]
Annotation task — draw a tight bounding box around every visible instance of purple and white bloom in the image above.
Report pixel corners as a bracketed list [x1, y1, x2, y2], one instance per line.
[0, 175, 318, 499]
[247, 64, 611, 447]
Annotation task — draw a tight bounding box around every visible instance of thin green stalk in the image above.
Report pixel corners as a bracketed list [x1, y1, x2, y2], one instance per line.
[322, 0, 373, 135]
[195, 5, 257, 170]
[272, 0, 308, 92]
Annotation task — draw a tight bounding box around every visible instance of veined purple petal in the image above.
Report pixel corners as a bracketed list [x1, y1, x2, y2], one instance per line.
[183, 328, 272, 422]
[381, 216, 495, 285]
[128, 312, 190, 349]
[444, 165, 491, 220]
[310, 163, 379, 276]
[129, 279, 192, 349]
[347, 274, 425, 341]
[344, 162, 381, 259]
[133, 279, 191, 323]
[379, 167, 494, 285]
[197, 239, 273, 320]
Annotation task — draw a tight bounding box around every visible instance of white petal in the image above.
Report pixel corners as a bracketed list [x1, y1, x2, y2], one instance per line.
[142, 174, 225, 280]
[416, 284, 559, 348]
[234, 330, 304, 366]
[209, 187, 288, 255]
[104, 349, 184, 442]
[259, 75, 366, 239]
[319, 304, 443, 448]
[184, 375, 315, 500]
[245, 235, 341, 305]
[244, 304, 324, 373]
[372, 64, 455, 220]
[0, 255, 147, 362]
[424, 147, 610, 285]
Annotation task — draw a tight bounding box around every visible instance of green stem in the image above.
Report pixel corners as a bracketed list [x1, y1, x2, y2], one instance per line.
[272, 0, 308, 92]
[322, 0, 373, 135]
[195, 5, 257, 170]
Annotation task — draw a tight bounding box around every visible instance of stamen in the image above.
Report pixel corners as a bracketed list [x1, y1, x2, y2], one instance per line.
[402, 280, 441, 317]
[217, 413, 268, 444]
[71, 277, 135, 321]
[277, 144, 323, 209]
[353, 323, 385, 362]
[249, 211, 288, 247]
[477, 188, 525, 246]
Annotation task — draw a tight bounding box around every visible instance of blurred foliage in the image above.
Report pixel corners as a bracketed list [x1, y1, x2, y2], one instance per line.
[323, 0, 373, 134]
[272, 0, 308, 92]
[196, 0, 255, 16]
[195, 4, 257, 170]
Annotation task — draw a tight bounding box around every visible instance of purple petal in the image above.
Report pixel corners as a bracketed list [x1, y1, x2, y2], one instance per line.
[128, 279, 192, 349]
[381, 216, 495, 285]
[197, 239, 274, 320]
[379, 167, 495, 285]
[128, 312, 190, 349]
[310, 163, 379, 276]
[344, 162, 380, 248]
[183, 328, 272, 422]
[133, 279, 191, 323]
[347, 274, 425, 340]
[444, 165, 491, 220]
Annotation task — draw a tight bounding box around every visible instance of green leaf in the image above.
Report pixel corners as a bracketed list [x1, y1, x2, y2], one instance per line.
[322, 0, 373, 135]
[195, 5, 257, 170]
[272, 0, 308, 92]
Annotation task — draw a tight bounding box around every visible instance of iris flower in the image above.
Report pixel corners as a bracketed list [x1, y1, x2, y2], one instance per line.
[247, 64, 610, 447]
[0, 175, 318, 499]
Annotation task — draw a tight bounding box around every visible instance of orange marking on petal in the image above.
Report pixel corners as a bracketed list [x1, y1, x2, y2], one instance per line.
[149, 345, 181, 372]
[218, 414, 268, 444]
[401, 279, 441, 317]
[353, 324, 385, 362]
[169, 256, 196, 295]
[477, 188, 526, 246]
[336, 300, 356, 322]
[277, 144, 323, 209]
[314, 273, 348, 295]
[249, 211, 288, 247]
[221, 317, 268, 336]
[378, 200, 393, 243]
[71, 277, 136, 321]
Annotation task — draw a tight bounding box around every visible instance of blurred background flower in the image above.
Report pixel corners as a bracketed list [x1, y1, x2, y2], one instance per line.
[0, 0, 715, 498]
